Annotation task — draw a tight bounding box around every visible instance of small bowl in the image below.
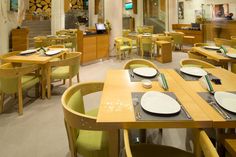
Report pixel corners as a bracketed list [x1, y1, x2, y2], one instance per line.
[142, 79, 152, 89]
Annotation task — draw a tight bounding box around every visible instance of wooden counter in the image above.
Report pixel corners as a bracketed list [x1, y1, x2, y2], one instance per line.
[172, 24, 204, 44]
[77, 30, 109, 64]
[203, 20, 236, 41]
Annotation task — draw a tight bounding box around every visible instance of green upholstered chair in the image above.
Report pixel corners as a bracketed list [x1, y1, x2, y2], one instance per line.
[115, 37, 133, 60]
[140, 36, 154, 59]
[61, 82, 109, 157]
[0, 63, 40, 115]
[180, 59, 216, 68]
[169, 32, 184, 50]
[47, 52, 81, 98]
[123, 129, 219, 157]
[123, 59, 158, 70]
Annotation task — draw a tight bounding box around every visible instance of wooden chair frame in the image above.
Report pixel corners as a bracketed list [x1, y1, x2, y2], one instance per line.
[123, 59, 158, 70]
[180, 58, 216, 68]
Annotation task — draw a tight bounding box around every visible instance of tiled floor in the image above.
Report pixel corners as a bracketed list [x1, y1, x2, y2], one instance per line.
[0, 52, 191, 157]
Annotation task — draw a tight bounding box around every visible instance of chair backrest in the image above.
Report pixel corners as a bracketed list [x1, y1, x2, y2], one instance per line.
[156, 36, 172, 42]
[48, 45, 65, 48]
[62, 82, 110, 157]
[214, 38, 232, 47]
[123, 129, 219, 157]
[180, 59, 216, 68]
[143, 26, 154, 34]
[123, 59, 158, 70]
[170, 32, 184, 44]
[194, 43, 209, 47]
[123, 29, 131, 37]
[0, 63, 39, 94]
[49, 52, 81, 77]
[115, 37, 133, 50]
[140, 36, 153, 52]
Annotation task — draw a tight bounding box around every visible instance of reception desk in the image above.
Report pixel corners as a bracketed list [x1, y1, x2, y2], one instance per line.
[172, 24, 204, 44]
[203, 20, 236, 41]
[77, 30, 109, 64]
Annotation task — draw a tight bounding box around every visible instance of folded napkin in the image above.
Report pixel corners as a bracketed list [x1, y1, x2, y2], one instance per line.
[219, 46, 228, 54]
[200, 75, 214, 92]
[158, 73, 168, 90]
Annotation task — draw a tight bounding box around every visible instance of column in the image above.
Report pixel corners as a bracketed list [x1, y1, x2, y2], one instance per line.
[51, 0, 65, 35]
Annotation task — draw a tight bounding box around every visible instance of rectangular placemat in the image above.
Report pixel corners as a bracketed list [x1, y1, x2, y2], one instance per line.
[175, 69, 219, 81]
[132, 92, 192, 121]
[129, 69, 159, 82]
[198, 92, 236, 121]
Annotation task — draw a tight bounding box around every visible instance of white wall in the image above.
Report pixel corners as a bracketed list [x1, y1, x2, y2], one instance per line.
[104, 0, 123, 56]
[51, 0, 65, 35]
[0, 0, 18, 54]
[88, 0, 98, 26]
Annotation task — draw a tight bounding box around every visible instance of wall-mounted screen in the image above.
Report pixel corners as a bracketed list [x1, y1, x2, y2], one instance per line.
[125, 2, 133, 10]
[10, 0, 18, 12]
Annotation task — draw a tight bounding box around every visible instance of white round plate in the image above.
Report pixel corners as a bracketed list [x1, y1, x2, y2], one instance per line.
[180, 67, 207, 77]
[141, 91, 181, 114]
[203, 46, 220, 50]
[20, 49, 37, 55]
[133, 67, 157, 78]
[214, 91, 236, 113]
[45, 50, 61, 56]
[226, 53, 236, 59]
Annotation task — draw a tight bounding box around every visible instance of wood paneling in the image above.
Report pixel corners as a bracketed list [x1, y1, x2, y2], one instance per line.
[132, 0, 137, 14]
[11, 28, 29, 51]
[96, 35, 109, 59]
[83, 37, 97, 63]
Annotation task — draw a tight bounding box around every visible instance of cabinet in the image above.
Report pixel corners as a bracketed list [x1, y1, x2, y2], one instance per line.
[77, 30, 109, 64]
[156, 41, 172, 63]
[11, 28, 29, 51]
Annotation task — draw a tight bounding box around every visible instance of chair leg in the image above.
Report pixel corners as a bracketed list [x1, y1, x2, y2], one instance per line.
[63, 79, 66, 85]
[18, 90, 23, 115]
[0, 92, 5, 113]
[69, 78, 72, 87]
[76, 74, 80, 83]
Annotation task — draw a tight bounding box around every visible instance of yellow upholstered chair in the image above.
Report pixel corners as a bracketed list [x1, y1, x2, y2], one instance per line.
[140, 36, 154, 59]
[214, 38, 232, 47]
[123, 29, 131, 37]
[169, 32, 184, 50]
[0, 63, 40, 115]
[48, 45, 65, 48]
[34, 36, 47, 48]
[123, 59, 158, 70]
[194, 43, 209, 47]
[115, 37, 133, 60]
[156, 36, 172, 42]
[123, 129, 219, 157]
[47, 52, 81, 98]
[61, 82, 110, 157]
[143, 26, 154, 34]
[180, 59, 216, 68]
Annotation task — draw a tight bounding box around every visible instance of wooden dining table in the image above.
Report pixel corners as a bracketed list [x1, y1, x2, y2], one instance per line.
[97, 69, 213, 157]
[1, 48, 68, 99]
[191, 47, 236, 70]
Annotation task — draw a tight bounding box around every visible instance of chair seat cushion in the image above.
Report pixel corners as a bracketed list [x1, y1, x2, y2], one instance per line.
[120, 45, 132, 51]
[51, 66, 69, 79]
[22, 75, 40, 90]
[129, 64, 149, 69]
[76, 108, 108, 156]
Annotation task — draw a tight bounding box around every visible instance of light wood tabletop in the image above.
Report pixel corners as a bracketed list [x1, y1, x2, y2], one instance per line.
[1, 48, 68, 99]
[167, 68, 236, 128]
[97, 69, 212, 129]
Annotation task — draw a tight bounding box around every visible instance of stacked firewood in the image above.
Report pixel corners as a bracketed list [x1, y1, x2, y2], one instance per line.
[29, 0, 51, 16]
[70, 0, 84, 10]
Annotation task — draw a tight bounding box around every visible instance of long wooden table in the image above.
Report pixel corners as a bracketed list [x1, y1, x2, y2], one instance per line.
[191, 47, 236, 70]
[1, 49, 68, 99]
[97, 68, 236, 157]
[97, 69, 213, 157]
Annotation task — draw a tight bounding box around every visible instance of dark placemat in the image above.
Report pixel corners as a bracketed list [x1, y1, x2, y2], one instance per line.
[132, 92, 192, 121]
[198, 92, 236, 121]
[175, 69, 219, 81]
[129, 69, 159, 82]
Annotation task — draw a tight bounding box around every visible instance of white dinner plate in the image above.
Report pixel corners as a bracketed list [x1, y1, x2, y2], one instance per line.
[133, 67, 157, 78]
[203, 46, 220, 50]
[20, 49, 37, 55]
[214, 91, 236, 113]
[226, 53, 236, 59]
[45, 50, 61, 56]
[141, 91, 181, 114]
[180, 67, 208, 77]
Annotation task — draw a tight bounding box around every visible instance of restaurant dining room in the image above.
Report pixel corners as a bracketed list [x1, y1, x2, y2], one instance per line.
[1, 0, 236, 157]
